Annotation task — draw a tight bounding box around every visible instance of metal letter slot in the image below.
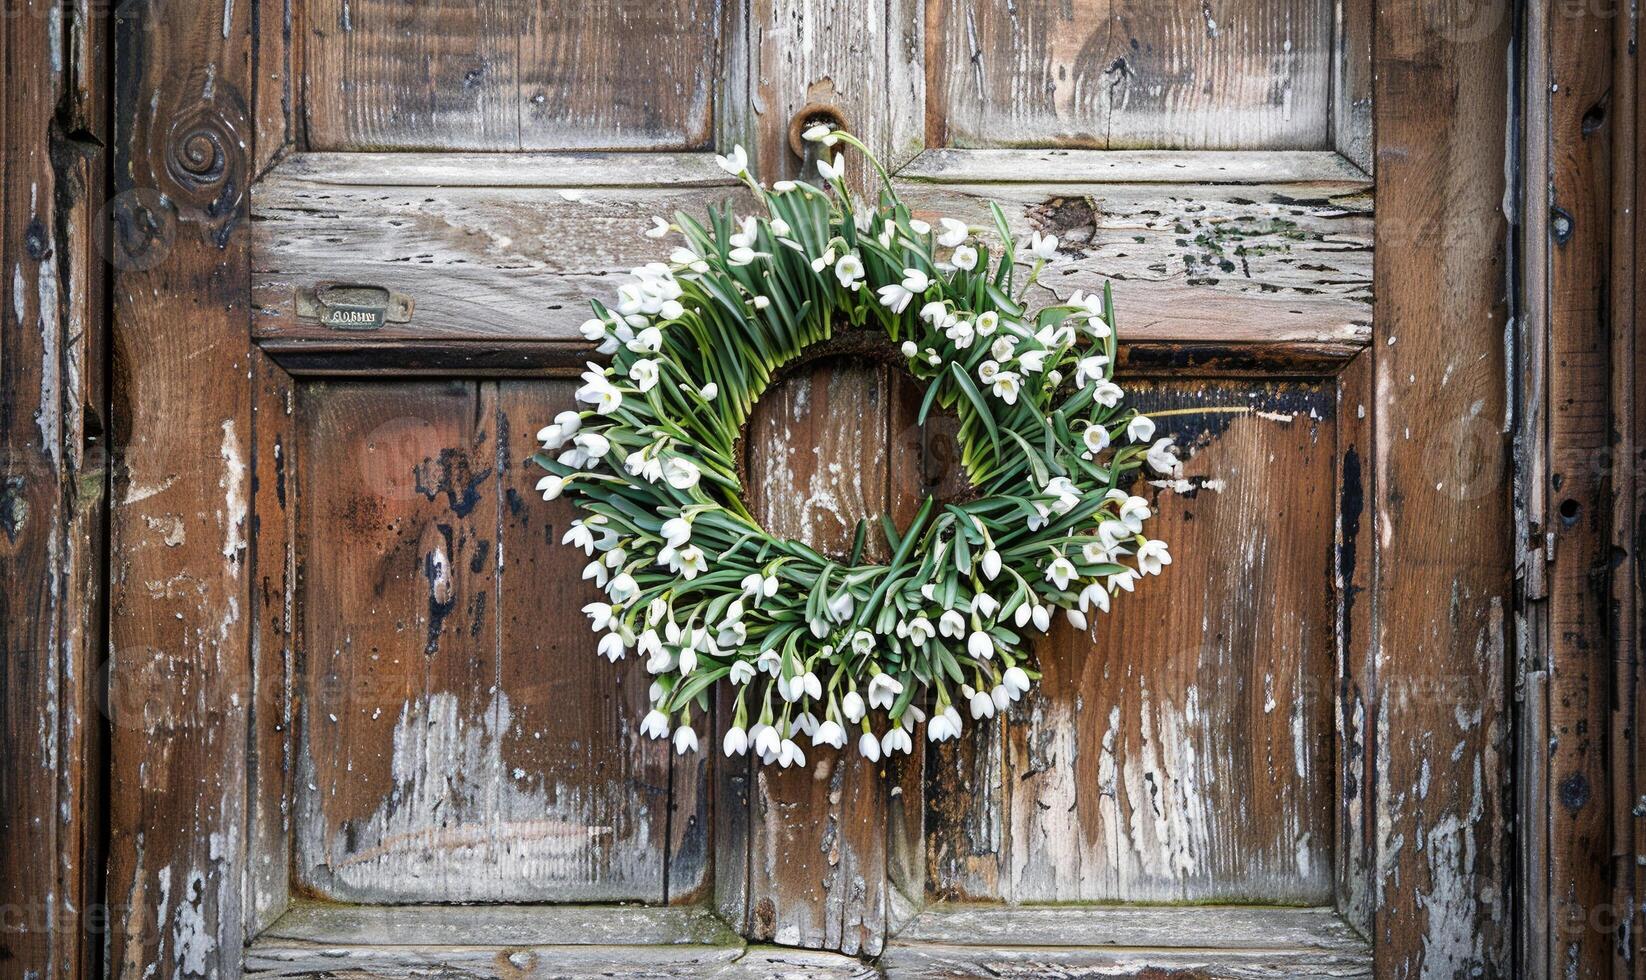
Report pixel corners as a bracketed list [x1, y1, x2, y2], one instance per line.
[295, 282, 415, 331]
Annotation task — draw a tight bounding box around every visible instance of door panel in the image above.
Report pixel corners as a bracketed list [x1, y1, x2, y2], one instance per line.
[292, 380, 700, 902]
[925, 0, 1335, 149]
[304, 0, 729, 150]
[929, 380, 1339, 905]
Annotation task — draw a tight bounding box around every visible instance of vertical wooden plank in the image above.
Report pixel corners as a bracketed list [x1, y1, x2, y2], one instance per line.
[493, 380, 684, 903]
[1543, 2, 1617, 975]
[247, 350, 296, 935]
[108, 0, 254, 974]
[1335, 353, 1375, 936]
[253, 0, 298, 176]
[0, 3, 93, 976]
[1372, 2, 1512, 975]
[1330, 0, 1373, 172]
[737, 360, 895, 955]
[926, 0, 1333, 151]
[750, 0, 923, 186]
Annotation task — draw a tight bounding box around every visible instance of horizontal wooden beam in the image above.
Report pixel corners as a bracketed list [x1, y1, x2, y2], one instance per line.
[263, 151, 740, 188]
[900, 149, 1373, 186]
[251, 159, 1372, 357]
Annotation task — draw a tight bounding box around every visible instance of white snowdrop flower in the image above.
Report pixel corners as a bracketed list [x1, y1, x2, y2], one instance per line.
[926, 351, 942, 366]
[967, 630, 995, 661]
[700, 382, 719, 401]
[1147, 438, 1180, 474]
[598, 631, 629, 662]
[579, 317, 616, 354]
[991, 684, 1012, 711]
[834, 253, 865, 290]
[1109, 567, 1139, 593]
[645, 216, 671, 239]
[919, 300, 948, 324]
[947, 244, 978, 272]
[1098, 520, 1131, 551]
[1026, 230, 1059, 259]
[729, 660, 757, 685]
[858, 731, 882, 761]
[640, 710, 670, 739]
[810, 246, 837, 272]
[773, 180, 798, 192]
[661, 516, 692, 548]
[607, 573, 639, 603]
[770, 217, 791, 238]
[939, 609, 966, 639]
[881, 727, 913, 756]
[792, 710, 819, 737]
[826, 591, 855, 622]
[802, 122, 838, 145]
[977, 359, 1001, 384]
[851, 630, 875, 655]
[1077, 425, 1112, 461]
[537, 409, 581, 449]
[536, 474, 565, 500]
[583, 560, 609, 588]
[626, 327, 662, 353]
[676, 545, 708, 580]
[868, 672, 904, 710]
[1032, 603, 1051, 632]
[908, 218, 931, 235]
[1082, 540, 1113, 565]
[1119, 495, 1151, 533]
[740, 572, 765, 599]
[714, 144, 749, 177]
[927, 711, 956, 742]
[663, 457, 701, 490]
[723, 726, 749, 756]
[1017, 348, 1047, 374]
[990, 336, 1016, 362]
[980, 548, 1002, 580]
[1003, 666, 1031, 699]
[676, 646, 698, 677]
[578, 379, 624, 415]
[973, 593, 999, 619]
[842, 691, 866, 723]
[1127, 414, 1157, 443]
[778, 738, 806, 768]
[753, 724, 780, 764]
[727, 246, 764, 266]
[937, 217, 970, 248]
[669, 246, 708, 273]
[1071, 356, 1105, 392]
[991, 371, 1022, 405]
[802, 671, 823, 700]
[906, 617, 935, 646]
[1078, 581, 1111, 615]
[816, 152, 845, 182]
[1137, 539, 1172, 576]
[975, 311, 999, 336]
[1065, 607, 1089, 630]
[876, 267, 930, 314]
[628, 358, 660, 392]
[564, 521, 596, 555]
[752, 295, 771, 310]
[900, 340, 919, 358]
[812, 720, 846, 749]
[583, 601, 615, 631]
[968, 686, 996, 719]
[945, 319, 976, 349]
[1091, 380, 1124, 408]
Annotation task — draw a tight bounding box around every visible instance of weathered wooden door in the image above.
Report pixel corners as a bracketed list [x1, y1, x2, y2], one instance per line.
[104, 1, 1515, 976]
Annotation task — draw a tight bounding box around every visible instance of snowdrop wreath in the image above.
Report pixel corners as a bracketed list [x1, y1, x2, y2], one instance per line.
[536, 128, 1178, 769]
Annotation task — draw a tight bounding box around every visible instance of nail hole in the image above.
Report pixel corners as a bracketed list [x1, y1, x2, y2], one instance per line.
[1558, 497, 1581, 524]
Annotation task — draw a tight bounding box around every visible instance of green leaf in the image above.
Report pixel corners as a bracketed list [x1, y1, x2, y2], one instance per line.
[947, 362, 1000, 458]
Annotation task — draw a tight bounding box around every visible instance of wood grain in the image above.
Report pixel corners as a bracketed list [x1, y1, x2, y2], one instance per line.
[108, 0, 256, 975]
[926, 381, 1340, 905]
[292, 379, 684, 903]
[250, 163, 1371, 350]
[1, 3, 104, 976]
[304, 0, 726, 152]
[926, 0, 1334, 150]
[725, 362, 925, 955]
[1371, 3, 1513, 976]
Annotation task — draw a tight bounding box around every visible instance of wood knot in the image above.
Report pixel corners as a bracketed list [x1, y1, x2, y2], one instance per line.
[150, 75, 249, 228]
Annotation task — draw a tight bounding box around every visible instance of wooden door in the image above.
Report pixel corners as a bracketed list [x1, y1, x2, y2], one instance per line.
[104, 1, 1517, 976]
